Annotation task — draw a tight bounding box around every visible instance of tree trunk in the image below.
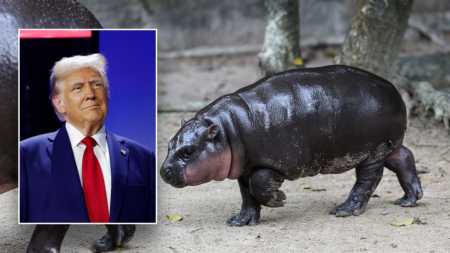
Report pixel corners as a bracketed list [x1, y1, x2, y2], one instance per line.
[333, 0, 413, 81]
[258, 0, 302, 77]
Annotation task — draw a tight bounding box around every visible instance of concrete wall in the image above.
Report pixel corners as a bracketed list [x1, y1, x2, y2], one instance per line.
[78, 0, 449, 52]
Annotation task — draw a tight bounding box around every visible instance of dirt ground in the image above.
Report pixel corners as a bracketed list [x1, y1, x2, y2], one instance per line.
[1, 52, 450, 252]
[157, 53, 450, 253]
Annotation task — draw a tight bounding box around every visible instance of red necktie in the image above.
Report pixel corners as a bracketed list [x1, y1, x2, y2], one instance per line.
[81, 137, 109, 223]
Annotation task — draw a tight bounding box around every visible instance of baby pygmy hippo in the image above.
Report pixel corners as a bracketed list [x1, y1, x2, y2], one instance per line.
[160, 65, 423, 226]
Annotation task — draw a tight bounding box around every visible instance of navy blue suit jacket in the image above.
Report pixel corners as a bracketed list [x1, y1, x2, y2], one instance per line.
[20, 125, 156, 223]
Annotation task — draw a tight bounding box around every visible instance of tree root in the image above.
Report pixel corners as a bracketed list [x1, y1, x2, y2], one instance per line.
[408, 81, 450, 129]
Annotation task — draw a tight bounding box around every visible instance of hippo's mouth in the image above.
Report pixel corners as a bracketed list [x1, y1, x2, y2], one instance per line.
[160, 164, 188, 188]
[171, 183, 188, 188]
[161, 174, 187, 188]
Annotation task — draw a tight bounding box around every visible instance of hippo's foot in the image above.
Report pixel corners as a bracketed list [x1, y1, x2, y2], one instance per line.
[27, 225, 70, 253]
[227, 204, 261, 226]
[384, 145, 423, 207]
[330, 200, 368, 217]
[265, 190, 286, 207]
[331, 163, 384, 217]
[249, 168, 286, 207]
[394, 194, 418, 207]
[228, 177, 262, 226]
[90, 225, 136, 252]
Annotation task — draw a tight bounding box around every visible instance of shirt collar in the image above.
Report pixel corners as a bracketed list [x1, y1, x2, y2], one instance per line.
[65, 122, 108, 152]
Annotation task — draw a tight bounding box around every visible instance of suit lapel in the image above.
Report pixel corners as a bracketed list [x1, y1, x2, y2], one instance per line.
[107, 130, 129, 222]
[49, 125, 89, 221]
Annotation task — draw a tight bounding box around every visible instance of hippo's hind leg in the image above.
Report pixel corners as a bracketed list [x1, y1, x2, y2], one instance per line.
[331, 163, 384, 217]
[384, 145, 423, 207]
[249, 168, 286, 207]
[91, 225, 136, 252]
[227, 177, 261, 226]
[227, 169, 286, 226]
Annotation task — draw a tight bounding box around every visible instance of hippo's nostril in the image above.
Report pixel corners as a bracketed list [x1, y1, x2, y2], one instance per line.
[162, 168, 172, 178]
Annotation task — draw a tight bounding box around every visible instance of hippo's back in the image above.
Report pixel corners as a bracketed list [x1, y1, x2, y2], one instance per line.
[233, 65, 406, 179]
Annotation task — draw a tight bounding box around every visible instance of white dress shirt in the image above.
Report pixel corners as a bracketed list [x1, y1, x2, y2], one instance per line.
[66, 122, 112, 215]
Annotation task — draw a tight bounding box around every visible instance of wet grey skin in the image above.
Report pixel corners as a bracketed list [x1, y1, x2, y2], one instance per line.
[161, 65, 423, 226]
[1, 1, 135, 252]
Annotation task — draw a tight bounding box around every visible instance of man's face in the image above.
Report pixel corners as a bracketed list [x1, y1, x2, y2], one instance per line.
[54, 67, 108, 128]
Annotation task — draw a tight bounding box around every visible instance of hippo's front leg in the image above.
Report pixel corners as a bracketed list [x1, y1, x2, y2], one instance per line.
[331, 162, 384, 217]
[227, 177, 261, 226]
[228, 169, 286, 226]
[27, 225, 70, 253]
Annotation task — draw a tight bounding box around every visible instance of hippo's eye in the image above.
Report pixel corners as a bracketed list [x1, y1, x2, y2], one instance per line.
[182, 148, 194, 159]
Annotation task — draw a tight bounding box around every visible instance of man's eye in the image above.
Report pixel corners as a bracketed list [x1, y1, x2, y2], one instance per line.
[74, 87, 82, 91]
[182, 148, 194, 158]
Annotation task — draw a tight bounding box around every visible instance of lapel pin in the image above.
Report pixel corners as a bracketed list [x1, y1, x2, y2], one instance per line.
[120, 149, 126, 156]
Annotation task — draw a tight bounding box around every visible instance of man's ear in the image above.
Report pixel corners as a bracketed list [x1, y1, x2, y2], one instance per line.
[52, 95, 66, 114]
[206, 124, 219, 141]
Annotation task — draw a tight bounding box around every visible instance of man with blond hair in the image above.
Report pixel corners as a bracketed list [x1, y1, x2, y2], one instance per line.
[20, 53, 155, 223]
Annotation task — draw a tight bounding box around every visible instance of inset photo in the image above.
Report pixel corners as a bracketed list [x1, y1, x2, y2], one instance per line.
[19, 29, 157, 224]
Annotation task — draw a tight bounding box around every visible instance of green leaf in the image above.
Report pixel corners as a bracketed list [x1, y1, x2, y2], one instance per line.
[293, 58, 303, 66]
[166, 214, 183, 221]
[300, 183, 311, 189]
[425, 101, 434, 111]
[391, 217, 415, 226]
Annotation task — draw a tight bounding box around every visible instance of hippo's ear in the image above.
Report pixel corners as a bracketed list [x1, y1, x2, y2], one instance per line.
[181, 119, 187, 126]
[206, 124, 219, 141]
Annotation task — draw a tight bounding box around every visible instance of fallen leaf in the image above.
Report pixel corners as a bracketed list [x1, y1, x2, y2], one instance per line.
[352, 175, 356, 181]
[391, 218, 415, 226]
[115, 248, 122, 251]
[293, 58, 303, 66]
[389, 243, 397, 248]
[166, 214, 183, 221]
[381, 210, 388, 215]
[426, 176, 442, 180]
[441, 148, 449, 155]
[300, 183, 311, 189]
[374, 240, 378, 243]
[381, 178, 388, 181]
[381, 195, 395, 198]
[312, 189, 326, 192]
